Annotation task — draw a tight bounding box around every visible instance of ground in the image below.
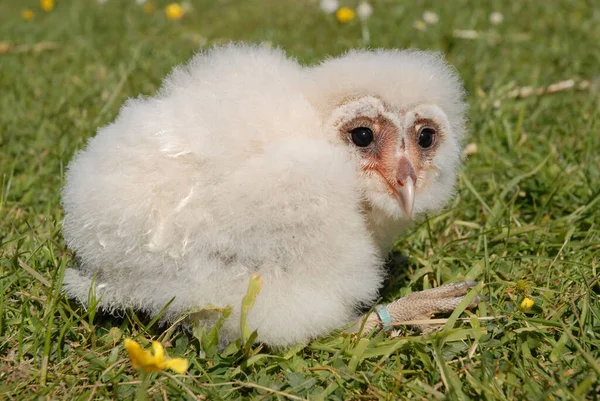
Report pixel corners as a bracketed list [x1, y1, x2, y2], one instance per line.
[0, 0, 599, 400]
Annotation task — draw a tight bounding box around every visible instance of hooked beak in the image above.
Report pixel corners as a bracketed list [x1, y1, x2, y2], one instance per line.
[395, 157, 417, 218]
[396, 176, 414, 218]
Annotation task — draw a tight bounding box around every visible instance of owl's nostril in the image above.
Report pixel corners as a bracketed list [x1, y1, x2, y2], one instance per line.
[397, 178, 405, 187]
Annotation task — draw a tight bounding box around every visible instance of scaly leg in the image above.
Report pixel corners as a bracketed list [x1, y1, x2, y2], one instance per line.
[358, 281, 487, 334]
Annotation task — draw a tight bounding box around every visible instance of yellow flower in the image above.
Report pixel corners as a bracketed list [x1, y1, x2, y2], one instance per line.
[520, 297, 534, 311]
[124, 339, 188, 373]
[165, 3, 185, 20]
[336, 7, 355, 23]
[40, 0, 55, 12]
[22, 9, 35, 21]
[143, 2, 154, 14]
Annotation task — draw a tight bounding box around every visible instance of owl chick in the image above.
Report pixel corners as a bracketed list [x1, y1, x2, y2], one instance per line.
[62, 44, 476, 347]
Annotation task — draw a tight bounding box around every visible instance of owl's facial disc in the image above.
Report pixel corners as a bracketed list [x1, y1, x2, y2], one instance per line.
[330, 96, 447, 219]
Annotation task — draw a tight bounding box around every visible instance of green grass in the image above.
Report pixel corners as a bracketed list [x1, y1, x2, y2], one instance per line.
[1, 0, 599, 399]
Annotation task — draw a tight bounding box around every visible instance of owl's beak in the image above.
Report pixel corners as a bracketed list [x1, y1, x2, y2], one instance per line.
[396, 157, 417, 218]
[396, 176, 414, 218]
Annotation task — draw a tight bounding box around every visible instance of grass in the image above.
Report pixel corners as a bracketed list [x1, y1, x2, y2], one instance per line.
[1, 0, 599, 399]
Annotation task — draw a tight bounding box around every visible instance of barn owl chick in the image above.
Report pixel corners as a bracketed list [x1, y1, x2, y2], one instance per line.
[62, 44, 477, 347]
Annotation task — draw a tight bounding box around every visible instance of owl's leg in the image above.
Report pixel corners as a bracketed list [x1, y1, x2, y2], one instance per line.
[358, 281, 487, 334]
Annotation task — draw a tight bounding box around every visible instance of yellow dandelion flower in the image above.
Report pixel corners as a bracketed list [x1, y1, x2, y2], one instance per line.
[22, 9, 35, 21]
[143, 2, 154, 14]
[520, 297, 534, 311]
[336, 7, 355, 23]
[124, 339, 188, 373]
[165, 3, 185, 20]
[40, 0, 55, 12]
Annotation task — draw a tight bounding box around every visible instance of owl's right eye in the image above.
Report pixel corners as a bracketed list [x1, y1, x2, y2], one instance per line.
[350, 127, 374, 147]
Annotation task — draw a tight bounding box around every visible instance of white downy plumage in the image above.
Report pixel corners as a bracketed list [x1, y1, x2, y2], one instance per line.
[62, 44, 466, 347]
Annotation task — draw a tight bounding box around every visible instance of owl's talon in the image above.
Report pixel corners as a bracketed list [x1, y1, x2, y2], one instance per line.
[359, 281, 487, 334]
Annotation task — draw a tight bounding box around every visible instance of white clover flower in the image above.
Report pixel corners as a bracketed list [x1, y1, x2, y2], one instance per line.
[357, 2, 373, 21]
[97, 0, 108, 4]
[423, 11, 439, 25]
[136, 0, 147, 4]
[320, 0, 339, 14]
[413, 20, 426, 31]
[489, 11, 504, 25]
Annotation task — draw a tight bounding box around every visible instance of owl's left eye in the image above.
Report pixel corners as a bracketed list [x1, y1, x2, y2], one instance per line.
[350, 127, 374, 147]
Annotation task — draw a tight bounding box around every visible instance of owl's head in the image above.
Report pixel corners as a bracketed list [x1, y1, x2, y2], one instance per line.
[307, 49, 467, 221]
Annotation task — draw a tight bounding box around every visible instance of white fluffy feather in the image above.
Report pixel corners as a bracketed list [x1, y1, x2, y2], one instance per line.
[62, 44, 466, 347]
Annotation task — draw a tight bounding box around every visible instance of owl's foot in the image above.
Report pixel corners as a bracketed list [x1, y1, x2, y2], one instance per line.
[359, 281, 487, 335]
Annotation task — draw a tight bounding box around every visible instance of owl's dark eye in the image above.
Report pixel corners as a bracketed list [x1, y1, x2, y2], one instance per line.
[417, 127, 436, 149]
[350, 127, 374, 147]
